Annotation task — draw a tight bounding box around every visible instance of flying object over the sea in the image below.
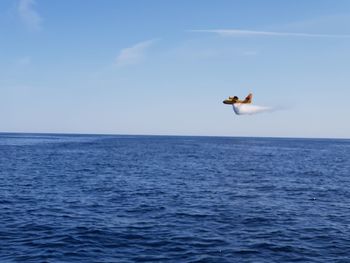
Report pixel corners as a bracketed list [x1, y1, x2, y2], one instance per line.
[223, 93, 271, 115]
[223, 93, 253, 105]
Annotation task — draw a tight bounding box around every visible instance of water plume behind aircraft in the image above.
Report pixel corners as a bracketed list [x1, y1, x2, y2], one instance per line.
[232, 104, 272, 115]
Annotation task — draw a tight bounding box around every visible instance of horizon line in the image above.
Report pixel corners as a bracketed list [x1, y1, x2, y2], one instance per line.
[0, 131, 348, 140]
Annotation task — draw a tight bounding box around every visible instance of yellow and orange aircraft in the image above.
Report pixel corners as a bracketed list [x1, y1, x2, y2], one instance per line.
[223, 93, 253, 105]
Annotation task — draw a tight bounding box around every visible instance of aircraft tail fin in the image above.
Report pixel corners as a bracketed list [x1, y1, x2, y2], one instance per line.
[243, 93, 253, 103]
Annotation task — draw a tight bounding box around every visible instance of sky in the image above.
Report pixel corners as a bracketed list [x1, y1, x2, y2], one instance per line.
[1, 0, 350, 138]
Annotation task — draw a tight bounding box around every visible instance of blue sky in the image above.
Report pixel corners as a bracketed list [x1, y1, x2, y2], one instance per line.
[1, 0, 350, 138]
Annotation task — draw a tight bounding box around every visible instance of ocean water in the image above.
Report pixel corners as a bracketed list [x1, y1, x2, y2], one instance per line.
[0, 133, 349, 263]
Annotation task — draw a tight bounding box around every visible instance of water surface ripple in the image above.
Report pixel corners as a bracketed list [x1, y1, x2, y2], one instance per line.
[0, 134, 349, 262]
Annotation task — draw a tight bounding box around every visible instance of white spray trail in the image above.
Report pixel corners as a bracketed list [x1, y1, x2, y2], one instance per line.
[232, 103, 272, 115]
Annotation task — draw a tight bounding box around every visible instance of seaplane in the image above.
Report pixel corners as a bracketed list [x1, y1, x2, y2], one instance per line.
[223, 93, 270, 115]
[223, 93, 253, 105]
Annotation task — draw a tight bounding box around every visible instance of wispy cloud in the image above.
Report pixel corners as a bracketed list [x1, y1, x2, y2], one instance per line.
[190, 29, 350, 38]
[242, 50, 258, 56]
[115, 39, 158, 67]
[18, 0, 42, 31]
[16, 56, 32, 66]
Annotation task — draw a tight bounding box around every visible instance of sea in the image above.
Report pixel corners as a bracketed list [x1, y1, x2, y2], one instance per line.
[0, 133, 349, 263]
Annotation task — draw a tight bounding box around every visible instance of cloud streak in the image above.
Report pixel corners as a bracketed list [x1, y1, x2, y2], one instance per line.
[16, 56, 32, 66]
[190, 29, 350, 38]
[115, 39, 157, 67]
[18, 0, 42, 31]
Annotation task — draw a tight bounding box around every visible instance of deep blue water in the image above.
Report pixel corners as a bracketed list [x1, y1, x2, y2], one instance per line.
[0, 133, 350, 262]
